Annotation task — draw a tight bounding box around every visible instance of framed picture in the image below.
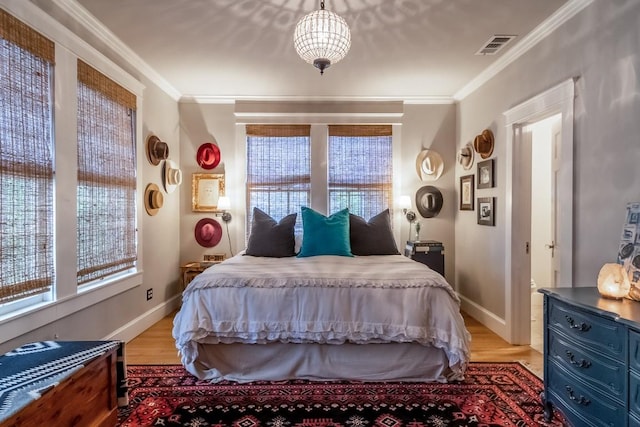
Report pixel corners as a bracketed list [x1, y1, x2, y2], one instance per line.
[618, 202, 640, 285]
[477, 159, 495, 189]
[459, 175, 474, 210]
[192, 173, 225, 212]
[477, 197, 495, 226]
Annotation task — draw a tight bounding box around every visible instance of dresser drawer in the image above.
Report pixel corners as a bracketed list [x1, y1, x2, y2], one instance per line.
[548, 331, 625, 401]
[630, 330, 640, 372]
[630, 369, 640, 419]
[548, 299, 626, 359]
[548, 361, 625, 427]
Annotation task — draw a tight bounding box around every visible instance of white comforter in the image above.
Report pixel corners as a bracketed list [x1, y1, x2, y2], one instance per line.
[173, 253, 470, 374]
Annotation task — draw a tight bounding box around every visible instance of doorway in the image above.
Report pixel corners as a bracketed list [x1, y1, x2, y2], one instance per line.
[503, 78, 575, 345]
[526, 114, 561, 353]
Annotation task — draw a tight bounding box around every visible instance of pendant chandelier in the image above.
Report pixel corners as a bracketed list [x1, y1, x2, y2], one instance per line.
[293, 1, 351, 75]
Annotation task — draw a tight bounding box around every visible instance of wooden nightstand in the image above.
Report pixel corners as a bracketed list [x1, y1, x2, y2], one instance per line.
[404, 240, 445, 276]
[180, 260, 222, 290]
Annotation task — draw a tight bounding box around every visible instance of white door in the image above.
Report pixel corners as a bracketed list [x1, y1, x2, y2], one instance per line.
[528, 114, 561, 351]
[503, 78, 574, 345]
[529, 114, 561, 290]
[549, 117, 562, 286]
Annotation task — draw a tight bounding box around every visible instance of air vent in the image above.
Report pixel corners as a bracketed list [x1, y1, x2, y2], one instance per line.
[475, 35, 517, 55]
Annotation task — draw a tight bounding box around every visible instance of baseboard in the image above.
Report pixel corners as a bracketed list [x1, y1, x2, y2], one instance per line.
[459, 295, 509, 342]
[103, 295, 181, 343]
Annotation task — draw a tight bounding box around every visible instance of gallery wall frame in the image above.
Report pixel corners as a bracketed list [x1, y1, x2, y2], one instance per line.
[460, 175, 474, 211]
[477, 158, 495, 189]
[477, 197, 495, 226]
[192, 173, 225, 212]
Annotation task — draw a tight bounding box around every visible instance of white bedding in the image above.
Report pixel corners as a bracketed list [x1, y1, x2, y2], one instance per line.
[173, 253, 471, 382]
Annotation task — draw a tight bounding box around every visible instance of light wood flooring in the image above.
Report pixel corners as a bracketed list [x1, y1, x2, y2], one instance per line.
[125, 312, 543, 376]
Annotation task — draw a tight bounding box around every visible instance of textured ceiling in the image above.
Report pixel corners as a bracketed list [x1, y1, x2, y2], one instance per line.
[67, 0, 570, 100]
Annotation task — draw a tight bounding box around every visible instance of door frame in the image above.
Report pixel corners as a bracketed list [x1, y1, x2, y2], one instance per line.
[502, 78, 575, 344]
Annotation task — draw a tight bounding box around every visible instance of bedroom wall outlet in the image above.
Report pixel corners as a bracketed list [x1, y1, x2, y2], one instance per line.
[146, 288, 153, 300]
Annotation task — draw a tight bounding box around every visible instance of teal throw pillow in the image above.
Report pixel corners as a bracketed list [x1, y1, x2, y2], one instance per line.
[297, 207, 353, 257]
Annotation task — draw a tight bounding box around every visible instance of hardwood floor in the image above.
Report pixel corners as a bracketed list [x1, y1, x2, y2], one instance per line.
[125, 311, 543, 376]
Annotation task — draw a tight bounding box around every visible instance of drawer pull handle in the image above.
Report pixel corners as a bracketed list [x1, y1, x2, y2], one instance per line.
[564, 315, 591, 331]
[565, 351, 591, 368]
[565, 386, 591, 406]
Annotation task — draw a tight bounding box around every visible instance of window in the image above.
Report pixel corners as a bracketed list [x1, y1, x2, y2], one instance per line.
[328, 125, 393, 219]
[77, 60, 137, 285]
[0, 10, 55, 305]
[245, 124, 394, 233]
[246, 125, 311, 235]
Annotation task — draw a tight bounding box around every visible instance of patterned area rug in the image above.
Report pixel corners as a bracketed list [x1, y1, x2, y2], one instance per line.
[118, 362, 567, 427]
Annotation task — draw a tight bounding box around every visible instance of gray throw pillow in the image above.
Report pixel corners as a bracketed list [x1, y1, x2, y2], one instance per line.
[349, 209, 400, 255]
[245, 208, 297, 257]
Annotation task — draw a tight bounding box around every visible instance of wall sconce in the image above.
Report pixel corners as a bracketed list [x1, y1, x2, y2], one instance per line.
[399, 195, 416, 223]
[597, 263, 631, 300]
[216, 196, 232, 223]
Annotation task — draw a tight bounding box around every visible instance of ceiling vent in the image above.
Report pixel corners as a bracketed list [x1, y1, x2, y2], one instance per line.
[475, 35, 517, 55]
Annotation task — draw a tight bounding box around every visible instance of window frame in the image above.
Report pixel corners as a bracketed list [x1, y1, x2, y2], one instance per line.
[327, 125, 394, 219]
[0, 2, 144, 343]
[245, 125, 311, 237]
[242, 123, 401, 246]
[0, 9, 55, 308]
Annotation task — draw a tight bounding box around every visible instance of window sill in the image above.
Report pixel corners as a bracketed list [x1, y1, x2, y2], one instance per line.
[0, 271, 142, 344]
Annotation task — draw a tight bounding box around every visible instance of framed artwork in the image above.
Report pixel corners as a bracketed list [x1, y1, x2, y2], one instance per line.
[477, 159, 495, 189]
[477, 197, 495, 226]
[618, 202, 640, 285]
[192, 173, 225, 212]
[459, 175, 474, 211]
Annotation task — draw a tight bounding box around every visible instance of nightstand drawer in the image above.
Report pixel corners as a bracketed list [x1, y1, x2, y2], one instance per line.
[548, 299, 626, 360]
[548, 331, 625, 401]
[548, 361, 625, 427]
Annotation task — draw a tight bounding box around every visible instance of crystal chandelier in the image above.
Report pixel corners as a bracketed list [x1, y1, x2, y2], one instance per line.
[293, 1, 351, 75]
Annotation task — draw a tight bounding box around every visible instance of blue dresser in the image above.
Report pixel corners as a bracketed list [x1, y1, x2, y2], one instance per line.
[540, 287, 640, 427]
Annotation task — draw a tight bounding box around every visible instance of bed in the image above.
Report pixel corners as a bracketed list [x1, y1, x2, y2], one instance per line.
[172, 251, 471, 383]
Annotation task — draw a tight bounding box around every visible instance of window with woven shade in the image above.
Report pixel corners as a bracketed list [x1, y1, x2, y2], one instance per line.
[77, 60, 137, 285]
[328, 125, 393, 219]
[246, 125, 311, 237]
[0, 10, 55, 305]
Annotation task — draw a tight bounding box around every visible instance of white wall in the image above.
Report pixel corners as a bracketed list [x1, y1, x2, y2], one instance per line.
[178, 102, 238, 262]
[177, 102, 458, 281]
[456, 1, 640, 328]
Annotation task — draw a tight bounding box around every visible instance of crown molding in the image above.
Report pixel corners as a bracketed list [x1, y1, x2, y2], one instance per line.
[453, 0, 594, 101]
[181, 95, 455, 105]
[52, 0, 182, 101]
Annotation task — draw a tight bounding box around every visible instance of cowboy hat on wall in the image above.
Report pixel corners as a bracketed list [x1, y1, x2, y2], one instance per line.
[146, 134, 169, 166]
[163, 159, 183, 193]
[144, 183, 164, 216]
[415, 149, 444, 181]
[415, 185, 443, 218]
[457, 142, 475, 170]
[474, 129, 494, 159]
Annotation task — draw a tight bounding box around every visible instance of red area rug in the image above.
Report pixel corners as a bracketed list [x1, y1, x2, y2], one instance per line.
[117, 362, 567, 426]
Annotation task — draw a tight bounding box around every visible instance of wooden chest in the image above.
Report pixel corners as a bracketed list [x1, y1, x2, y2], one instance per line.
[0, 342, 120, 427]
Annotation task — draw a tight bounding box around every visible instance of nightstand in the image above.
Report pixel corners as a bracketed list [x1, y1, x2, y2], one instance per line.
[180, 261, 221, 290]
[404, 240, 444, 276]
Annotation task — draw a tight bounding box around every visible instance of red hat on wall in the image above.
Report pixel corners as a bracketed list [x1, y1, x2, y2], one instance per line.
[197, 143, 221, 169]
